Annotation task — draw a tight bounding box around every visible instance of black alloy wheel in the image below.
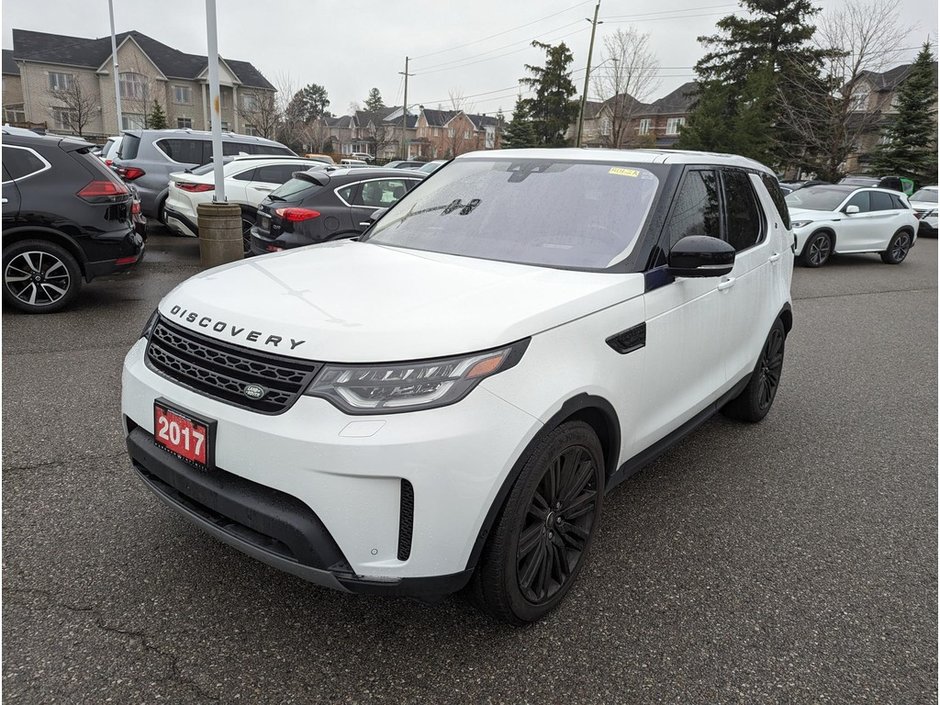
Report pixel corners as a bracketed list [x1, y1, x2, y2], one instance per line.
[881, 230, 912, 264]
[802, 231, 832, 267]
[241, 213, 256, 254]
[472, 421, 605, 624]
[722, 318, 787, 423]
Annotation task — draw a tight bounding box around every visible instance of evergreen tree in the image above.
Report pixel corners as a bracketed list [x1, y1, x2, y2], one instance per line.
[501, 96, 537, 148]
[364, 88, 385, 113]
[286, 84, 330, 123]
[148, 100, 168, 130]
[870, 43, 938, 186]
[519, 41, 579, 147]
[678, 0, 827, 164]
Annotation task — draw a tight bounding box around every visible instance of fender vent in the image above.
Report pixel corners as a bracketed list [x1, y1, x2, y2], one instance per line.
[606, 323, 646, 355]
[398, 480, 414, 561]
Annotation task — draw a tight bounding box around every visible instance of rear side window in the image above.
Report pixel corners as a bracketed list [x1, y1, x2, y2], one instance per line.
[232, 168, 256, 181]
[663, 169, 721, 250]
[119, 134, 141, 159]
[759, 173, 790, 229]
[2, 146, 49, 181]
[722, 169, 762, 251]
[157, 139, 206, 164]
[870, 191, 895, 211]
[253, 164, 299, 184]
[890, 194, 907, 209]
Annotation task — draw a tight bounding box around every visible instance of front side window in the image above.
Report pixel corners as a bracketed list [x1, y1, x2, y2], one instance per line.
[355, 179, 416, 208]
[722, 169, 762, 251]
[48, 72, 73, 92]
[365, 159, 663, 270]
[662, 169, 721, 251]
[173, 85, 193, 104]
[120, 72, 147, 101]
[844, 191, 871, 213]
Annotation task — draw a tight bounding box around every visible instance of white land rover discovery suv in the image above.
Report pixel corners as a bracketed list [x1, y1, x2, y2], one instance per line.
[123, 149, 794, 624]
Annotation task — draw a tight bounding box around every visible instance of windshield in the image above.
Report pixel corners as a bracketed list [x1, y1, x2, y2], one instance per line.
[911, 189, 938, 203]
[785, 186, 854, 211]
[364, 158, 662, 269]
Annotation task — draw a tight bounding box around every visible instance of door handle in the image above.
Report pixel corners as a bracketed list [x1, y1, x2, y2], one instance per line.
[769, 252, 781, 264]
[255, 186, 274, 192]
[358, 222, 370, 227]
[717, 277, 736, 291]
[1, 198, 7, 204]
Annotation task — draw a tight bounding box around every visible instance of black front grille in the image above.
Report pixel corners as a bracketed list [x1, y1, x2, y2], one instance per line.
[146, 317, 322, 414]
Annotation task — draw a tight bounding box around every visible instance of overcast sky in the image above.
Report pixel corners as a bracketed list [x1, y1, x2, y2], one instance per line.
[3, 0, 937, 118]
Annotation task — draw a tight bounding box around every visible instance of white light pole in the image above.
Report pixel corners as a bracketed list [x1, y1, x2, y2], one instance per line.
[205, 0, 225, 201]
[108, 0, 122, 132]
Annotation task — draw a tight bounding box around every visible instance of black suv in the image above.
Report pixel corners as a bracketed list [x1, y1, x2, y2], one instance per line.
[2, 127, 144, 313]
[250, 168, 424, 255]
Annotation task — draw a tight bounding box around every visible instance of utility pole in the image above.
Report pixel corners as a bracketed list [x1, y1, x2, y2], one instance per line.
[399, 56, 413, 158]
[205, 0, 224, 201]
[108, 0, 122, 132]
[576, 0, 602, 148]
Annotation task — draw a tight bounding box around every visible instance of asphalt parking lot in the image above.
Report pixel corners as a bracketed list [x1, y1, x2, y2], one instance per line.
[3, 233, 937, 704]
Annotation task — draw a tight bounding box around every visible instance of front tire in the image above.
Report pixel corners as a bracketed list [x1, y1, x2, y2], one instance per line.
[721, 318, 786, 423]
[880, 229, 912, 264]
[472, 421, 605, 625]
[3, 239, 82, 314]
[800, 231, 832, 267]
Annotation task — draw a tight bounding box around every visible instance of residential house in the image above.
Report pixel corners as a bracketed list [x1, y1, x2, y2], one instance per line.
[2, 29, 275, 139]
[413, 108, 502, 159]
[322, 107, 419, 159]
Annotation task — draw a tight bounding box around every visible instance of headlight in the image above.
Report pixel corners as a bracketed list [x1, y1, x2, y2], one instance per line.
[140, 308, 159, 339]
[791, 219, 813, 229]
[305, 339, 529, 414]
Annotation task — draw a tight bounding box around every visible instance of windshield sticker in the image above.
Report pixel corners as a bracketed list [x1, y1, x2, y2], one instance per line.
[609, 167, 640, 177]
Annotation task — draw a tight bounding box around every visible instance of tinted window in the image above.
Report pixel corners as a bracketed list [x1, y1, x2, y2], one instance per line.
[366, 159, 663, 270]
[663, 169, 721, 250]
[222, 141, 252, 157]
[760, 173, 790, 229]
[870, 191, 895, 211]
[157, 139, 206, 164]
[120, 134, 140, 159]
[336, 184, 356, 203]
[845, 191, 871, 213]
[354, 179, 415, 208]
[3, 146, 47, 180]
[723, 169, 762, 251]
[890, 194, 907, 209]
[254, 164, 299, 184]
[232, 168, 256, 181]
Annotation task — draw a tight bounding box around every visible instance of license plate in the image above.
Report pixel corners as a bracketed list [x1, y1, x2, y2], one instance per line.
[153, 400, 215, 470]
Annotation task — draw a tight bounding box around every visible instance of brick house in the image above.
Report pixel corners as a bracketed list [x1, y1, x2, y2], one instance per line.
[412, 108, 501, 159]
[322, 107, 419, 159]
[2, 29, 275, 139]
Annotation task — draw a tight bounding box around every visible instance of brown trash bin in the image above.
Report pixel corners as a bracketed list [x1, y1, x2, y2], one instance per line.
[197, 202, 243, 268]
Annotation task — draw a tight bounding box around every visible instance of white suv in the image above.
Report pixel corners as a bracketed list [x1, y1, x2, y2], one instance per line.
[122, 149, 794, 624]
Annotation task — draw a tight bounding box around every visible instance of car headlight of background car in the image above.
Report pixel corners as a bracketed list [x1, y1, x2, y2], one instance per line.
[791, 220, 814, 229]
[305, 339, 529, 413]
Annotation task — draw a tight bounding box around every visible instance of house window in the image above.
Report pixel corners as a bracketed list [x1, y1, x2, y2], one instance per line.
[122, 113, 146, 130]
[464, 130, 470, 139]
[638, 118, 652, 135]
[221, 121, 230, 131]
[177, 117, 192, 129]
[4, 104, 25, 123]
[52, 107, 77, 130]
[48, 72, 73, 92]
[221, 91, 231, 108]
[665, 117, 685, 135]
[244, 124, 259, 136]
[120, 72, 147, 101]
[173, 85, 193, 104]
[240, 93, 258, 111]
[850, 87, 870, 111]
[600, 117, 611, 136]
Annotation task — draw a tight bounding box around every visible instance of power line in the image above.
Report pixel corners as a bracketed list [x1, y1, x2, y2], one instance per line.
[410, 0, 594, 60]
[603, 4, 737, 20]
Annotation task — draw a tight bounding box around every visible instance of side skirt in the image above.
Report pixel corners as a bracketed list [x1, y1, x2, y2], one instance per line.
[605, 374, 751, 493]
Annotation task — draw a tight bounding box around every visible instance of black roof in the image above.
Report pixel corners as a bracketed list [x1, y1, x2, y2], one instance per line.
[644, 81, 697, 115]
[9, 29, 274, 89]
[860, 61, 938, 91]
[421, 109, 462, 127]
[2, 49, 19, 75]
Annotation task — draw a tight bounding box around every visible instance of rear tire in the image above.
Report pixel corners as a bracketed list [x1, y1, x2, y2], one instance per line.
[880, 229, 912, 264]
[3, 239, 82, 314]
[472, 421, 605, 625]
[721, 318, 786, 423]
[800, 231, 832, 267]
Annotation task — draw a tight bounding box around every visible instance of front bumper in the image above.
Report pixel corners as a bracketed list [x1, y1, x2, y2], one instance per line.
[121, 338, 542, 594]
[165, 207, 198, 238]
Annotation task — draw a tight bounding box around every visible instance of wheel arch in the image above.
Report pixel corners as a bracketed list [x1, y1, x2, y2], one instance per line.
[805, 226, 836, 254]
[463, 393, 620, 573]
[778, 302, 793, 336]
[2, 226, 88, 278]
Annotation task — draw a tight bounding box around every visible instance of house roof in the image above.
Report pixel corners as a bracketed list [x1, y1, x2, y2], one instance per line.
[581, 100, 605, 119]
[643, 81, 697, 115]
[9, 29, 274, 89]
[2, 49, 18, 75]
[467, 113, 500, 129]
[421, 109, 463, 127]
[860, 61, 938, 91]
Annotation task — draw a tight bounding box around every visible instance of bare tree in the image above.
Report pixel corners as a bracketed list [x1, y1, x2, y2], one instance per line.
[44, 77, 99, 136]
[590, 28, 661, 148]
[237, 90, 280, 138]
[777, 0, 910, 180]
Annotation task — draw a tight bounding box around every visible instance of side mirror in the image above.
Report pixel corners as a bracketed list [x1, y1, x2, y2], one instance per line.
[845, 205, 860, 215]
[668, 236, 735, 278]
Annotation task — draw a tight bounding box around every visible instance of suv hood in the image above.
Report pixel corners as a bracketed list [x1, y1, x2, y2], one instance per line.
[159, 240, 644, 361]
